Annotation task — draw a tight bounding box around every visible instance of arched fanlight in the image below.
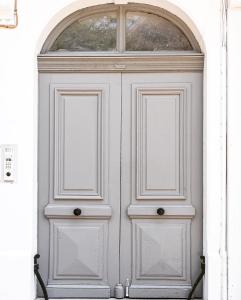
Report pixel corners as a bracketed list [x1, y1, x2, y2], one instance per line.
[42, 4, 200, 53]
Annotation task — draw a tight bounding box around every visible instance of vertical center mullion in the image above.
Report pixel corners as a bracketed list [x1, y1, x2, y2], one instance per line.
[119, 72, 123, 284]
[117, 6, 126, 52]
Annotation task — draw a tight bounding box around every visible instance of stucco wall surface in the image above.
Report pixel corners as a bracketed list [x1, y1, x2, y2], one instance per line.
[0, 0, 233, 299]
[227, 2, 241, 300]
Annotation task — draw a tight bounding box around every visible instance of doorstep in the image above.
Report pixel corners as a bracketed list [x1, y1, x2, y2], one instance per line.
[36, 298, 202, 300]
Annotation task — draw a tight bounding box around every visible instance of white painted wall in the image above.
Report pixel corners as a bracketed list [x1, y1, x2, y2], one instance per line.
[227, 2, 241, 300]
[0, 0, 230, 299]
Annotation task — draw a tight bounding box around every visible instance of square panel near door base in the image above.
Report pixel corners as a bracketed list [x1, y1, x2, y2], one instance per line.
[51, 84, 109, 200]
[132, 219, 191, 284]
[133, 85, 191, 200]
[48, 219, 109, 284]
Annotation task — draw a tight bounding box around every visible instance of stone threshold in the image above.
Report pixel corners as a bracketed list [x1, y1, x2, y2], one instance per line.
[37, 298, 202, 300]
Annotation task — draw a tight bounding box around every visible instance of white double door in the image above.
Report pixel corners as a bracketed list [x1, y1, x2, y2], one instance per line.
[38, 72, 203, 299]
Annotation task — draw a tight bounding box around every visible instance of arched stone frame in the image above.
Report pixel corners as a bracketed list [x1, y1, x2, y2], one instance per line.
[35, 1, 227, 300]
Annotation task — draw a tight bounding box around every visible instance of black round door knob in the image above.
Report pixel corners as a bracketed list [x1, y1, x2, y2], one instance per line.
[157, 208, 165, 216]
[73, 208, 82, 216]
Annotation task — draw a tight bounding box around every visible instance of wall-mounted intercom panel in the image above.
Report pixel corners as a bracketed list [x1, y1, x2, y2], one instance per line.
[0, 145, 17, 183]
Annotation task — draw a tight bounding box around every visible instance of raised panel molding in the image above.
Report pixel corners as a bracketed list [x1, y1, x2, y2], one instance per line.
[136, 90, 181, 197]
[45, 204, 112, 219]
[129, 285, 192, 298]
[50, 84, 109, 200]
[46, 285, 111, 298]
[132, 220, 191, 283]
[49, 220, 108, 283]
[133, 84, 191, 200]
[128, 205, 195, 219]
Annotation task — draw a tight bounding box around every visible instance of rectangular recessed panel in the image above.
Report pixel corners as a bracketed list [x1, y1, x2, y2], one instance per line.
[133, 219, 190, 283]
[49, 220, 108, 283]
[64, 95, 99, 191]
[145, 95, 178, 190]
[135, 88, 186, 199]
[53, 87, 107, 199]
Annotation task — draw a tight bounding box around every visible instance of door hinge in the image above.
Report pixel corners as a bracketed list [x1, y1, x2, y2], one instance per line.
[187, 256, 205, 300]
[34, 254, 49, 300]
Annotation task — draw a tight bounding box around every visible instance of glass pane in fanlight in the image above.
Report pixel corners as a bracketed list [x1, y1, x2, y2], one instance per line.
[126, 12, 192, 51]
[50, 13, 117, 51]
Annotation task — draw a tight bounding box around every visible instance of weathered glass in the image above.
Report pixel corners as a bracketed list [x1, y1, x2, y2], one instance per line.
[50, 13, 117, 51]
[126, 12, 192, 51]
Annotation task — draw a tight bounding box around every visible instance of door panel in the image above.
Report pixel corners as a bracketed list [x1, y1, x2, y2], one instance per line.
[121, 73, 203, 298]
[39, 71, 203, 299]
[130, 219, 191, 298]
[133, 219, 191, 280]
[49, 220, 108, 281]
[38, 74, 121, 298]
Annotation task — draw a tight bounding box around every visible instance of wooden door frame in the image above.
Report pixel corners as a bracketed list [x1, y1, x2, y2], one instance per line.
[37, 54, 204, 298]
[37, 3, 206, 299]
[34, 2, 229, 300]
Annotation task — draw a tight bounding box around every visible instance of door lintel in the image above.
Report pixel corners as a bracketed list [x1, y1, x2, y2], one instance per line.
[37, 54, 204, 73]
